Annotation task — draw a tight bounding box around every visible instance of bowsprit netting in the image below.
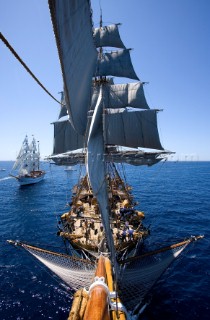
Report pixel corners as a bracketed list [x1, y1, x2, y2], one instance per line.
[118, 241, 190, 313]
[7, 235, 203, 313]
[15, 242, 96, 291]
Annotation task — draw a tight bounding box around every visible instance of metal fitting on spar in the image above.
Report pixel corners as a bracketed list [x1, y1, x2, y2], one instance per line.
[87, 276, 110, 296]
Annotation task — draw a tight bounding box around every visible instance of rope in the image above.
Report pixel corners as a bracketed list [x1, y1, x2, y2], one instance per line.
[0, 32, 61, 105]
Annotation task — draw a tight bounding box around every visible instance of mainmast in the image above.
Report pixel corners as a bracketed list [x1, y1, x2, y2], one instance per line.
[95, 9, 107, 84]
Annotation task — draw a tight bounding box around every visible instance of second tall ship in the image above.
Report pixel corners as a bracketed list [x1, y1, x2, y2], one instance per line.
[10, 135, 45, 186]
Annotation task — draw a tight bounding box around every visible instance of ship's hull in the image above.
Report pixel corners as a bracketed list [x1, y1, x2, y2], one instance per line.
[18, 170, 45, 186]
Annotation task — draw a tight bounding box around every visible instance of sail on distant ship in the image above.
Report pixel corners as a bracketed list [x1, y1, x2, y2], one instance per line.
[10, 135, 45, 186]
[8, 0, 203, 319]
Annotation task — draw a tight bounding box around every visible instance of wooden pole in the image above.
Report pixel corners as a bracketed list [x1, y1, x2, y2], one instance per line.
[84, 256, 110, 320]
[105, 257, 126, 320]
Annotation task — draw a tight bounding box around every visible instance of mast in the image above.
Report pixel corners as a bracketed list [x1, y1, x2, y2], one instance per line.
[99, 7, 103, 74]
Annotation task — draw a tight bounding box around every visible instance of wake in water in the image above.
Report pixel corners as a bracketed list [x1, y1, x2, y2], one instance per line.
[0, 176, 12, 182]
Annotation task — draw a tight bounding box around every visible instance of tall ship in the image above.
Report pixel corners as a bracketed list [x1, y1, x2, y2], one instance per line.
[8, 1, 203, 319]
[10, 135, 45, 186]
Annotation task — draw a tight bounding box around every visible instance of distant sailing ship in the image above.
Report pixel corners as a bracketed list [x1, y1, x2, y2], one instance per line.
[8, 1, 203, 319]
[10, 135, 45, 186]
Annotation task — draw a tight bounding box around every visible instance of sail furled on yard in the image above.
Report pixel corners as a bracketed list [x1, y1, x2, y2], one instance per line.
[49, 0, 97, 135]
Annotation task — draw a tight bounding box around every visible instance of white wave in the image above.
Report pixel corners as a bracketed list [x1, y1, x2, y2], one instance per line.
[0, 176, 12, 181]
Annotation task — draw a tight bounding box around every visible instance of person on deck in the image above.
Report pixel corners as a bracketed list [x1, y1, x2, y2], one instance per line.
[128, 227, 134, 241]
[121, 229, 127, 242]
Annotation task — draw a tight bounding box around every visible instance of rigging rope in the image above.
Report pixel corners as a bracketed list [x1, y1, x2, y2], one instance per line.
[0, 32, 61, 105]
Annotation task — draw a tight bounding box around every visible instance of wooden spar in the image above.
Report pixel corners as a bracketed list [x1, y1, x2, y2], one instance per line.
[6, 240, 94, 265]
[84, 256, 110, 320]
[68, 289, 89, 320]
[105, 257, 126, 320]
[120, 235, 204, 265]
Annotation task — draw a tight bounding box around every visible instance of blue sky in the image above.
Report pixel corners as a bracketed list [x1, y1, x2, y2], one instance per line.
[0, 0, 209, 161]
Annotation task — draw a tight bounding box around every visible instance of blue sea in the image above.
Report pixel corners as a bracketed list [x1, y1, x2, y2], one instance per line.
[0, 161, 209, 319]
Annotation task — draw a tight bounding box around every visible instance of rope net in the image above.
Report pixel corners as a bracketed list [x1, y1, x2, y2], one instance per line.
[118, 241, 189, 313]
[21, 243, 96, 291]
[8, 236, 202, 316]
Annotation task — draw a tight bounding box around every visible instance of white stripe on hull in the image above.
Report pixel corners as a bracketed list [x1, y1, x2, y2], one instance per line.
[18, 172, 45, 186]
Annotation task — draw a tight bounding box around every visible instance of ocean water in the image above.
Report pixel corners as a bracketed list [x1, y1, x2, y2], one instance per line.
[0, 161, 209, 319]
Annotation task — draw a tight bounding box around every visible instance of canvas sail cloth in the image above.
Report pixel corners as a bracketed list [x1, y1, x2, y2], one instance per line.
[12, 136, 30, 171]
[52, 81, 153, 155]
[29, 137, 40, 171]
[52, 115, 84, 155]
[50, 19, 164, 161]
[90, 82, 150, 110]
[86, 88, 116, 267]
[52, 90, 84, 154]
[50, 1, 164, 267]
[49, 0, 97, 135]
[85, 21, 163, 269]
[93, 24, 125, 49]
[12, 135, 31, 174]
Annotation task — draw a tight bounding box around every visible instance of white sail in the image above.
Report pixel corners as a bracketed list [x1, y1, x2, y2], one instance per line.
[29, 137, 40, 171]
[12, 145, 24, 170]
[12, 135, 30, 171]
[19, 154, 31, 175]
[91, 82, 149, 110]
[95, 49, 139, 80]
[10, 135, 45, 185]
[93, 24, 125, 48]
[50, 0, 97, 135]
